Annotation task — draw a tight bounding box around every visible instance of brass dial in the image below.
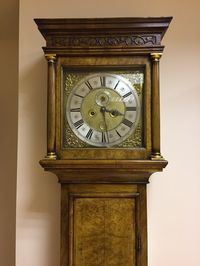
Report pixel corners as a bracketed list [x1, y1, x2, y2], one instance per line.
[66, 73, 140, 147]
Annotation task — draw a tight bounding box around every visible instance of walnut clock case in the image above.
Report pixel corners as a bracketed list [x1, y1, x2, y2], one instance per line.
[35, 17, 172, 266]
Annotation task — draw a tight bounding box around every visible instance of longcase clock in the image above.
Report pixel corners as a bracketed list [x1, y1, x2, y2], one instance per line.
[35, 17, 172, 266]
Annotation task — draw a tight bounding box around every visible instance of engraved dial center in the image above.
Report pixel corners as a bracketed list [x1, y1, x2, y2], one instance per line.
[81, 88, 125, 132]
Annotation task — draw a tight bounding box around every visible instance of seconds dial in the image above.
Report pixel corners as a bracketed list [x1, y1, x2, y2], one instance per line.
[66, 73, 140, 147]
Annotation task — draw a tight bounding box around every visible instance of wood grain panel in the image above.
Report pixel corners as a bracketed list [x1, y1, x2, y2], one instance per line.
[73, 197, 136, 266]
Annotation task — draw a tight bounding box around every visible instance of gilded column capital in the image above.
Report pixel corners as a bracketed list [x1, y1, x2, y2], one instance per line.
[45, 54, 57, 62]
[151, 53, 162, 62]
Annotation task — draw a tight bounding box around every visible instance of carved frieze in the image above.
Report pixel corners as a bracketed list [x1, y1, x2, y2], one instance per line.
[48, 35, 158, 47]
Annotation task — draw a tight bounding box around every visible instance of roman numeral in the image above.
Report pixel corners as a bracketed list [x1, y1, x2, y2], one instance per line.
[70, 108, 81, 112]
[122, 118, 133, 128]
[74, 119, 84, 129]
[102, 132, 108, 143]
[115, 130, 121, 137]
[86, 129, 93, 139]
[100, 76, 106, 87]
[126, 106, 137, 111]
[85, 80, 93, 90]
[123, 91, 132, 99]
[74, 93, 84, 99]
[114, 80, 120, 90]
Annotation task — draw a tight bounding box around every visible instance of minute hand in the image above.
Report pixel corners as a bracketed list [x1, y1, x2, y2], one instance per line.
[100, 107, 109, 143]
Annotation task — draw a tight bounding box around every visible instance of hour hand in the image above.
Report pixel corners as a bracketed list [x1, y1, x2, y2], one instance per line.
[104, 108, 124, 116]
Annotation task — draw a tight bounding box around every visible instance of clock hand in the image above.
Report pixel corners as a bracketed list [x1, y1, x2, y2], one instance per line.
[104, 108, 124, 116]
[100, 107, 109, 143]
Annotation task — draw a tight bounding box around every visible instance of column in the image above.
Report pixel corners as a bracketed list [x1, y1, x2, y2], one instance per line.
[151, 53, 163, 160]
[45, 54, 57, 159]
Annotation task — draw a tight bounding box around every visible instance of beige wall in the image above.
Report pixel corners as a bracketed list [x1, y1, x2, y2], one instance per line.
[16, 1, 200, 266]
[0, 1, 18, 266]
